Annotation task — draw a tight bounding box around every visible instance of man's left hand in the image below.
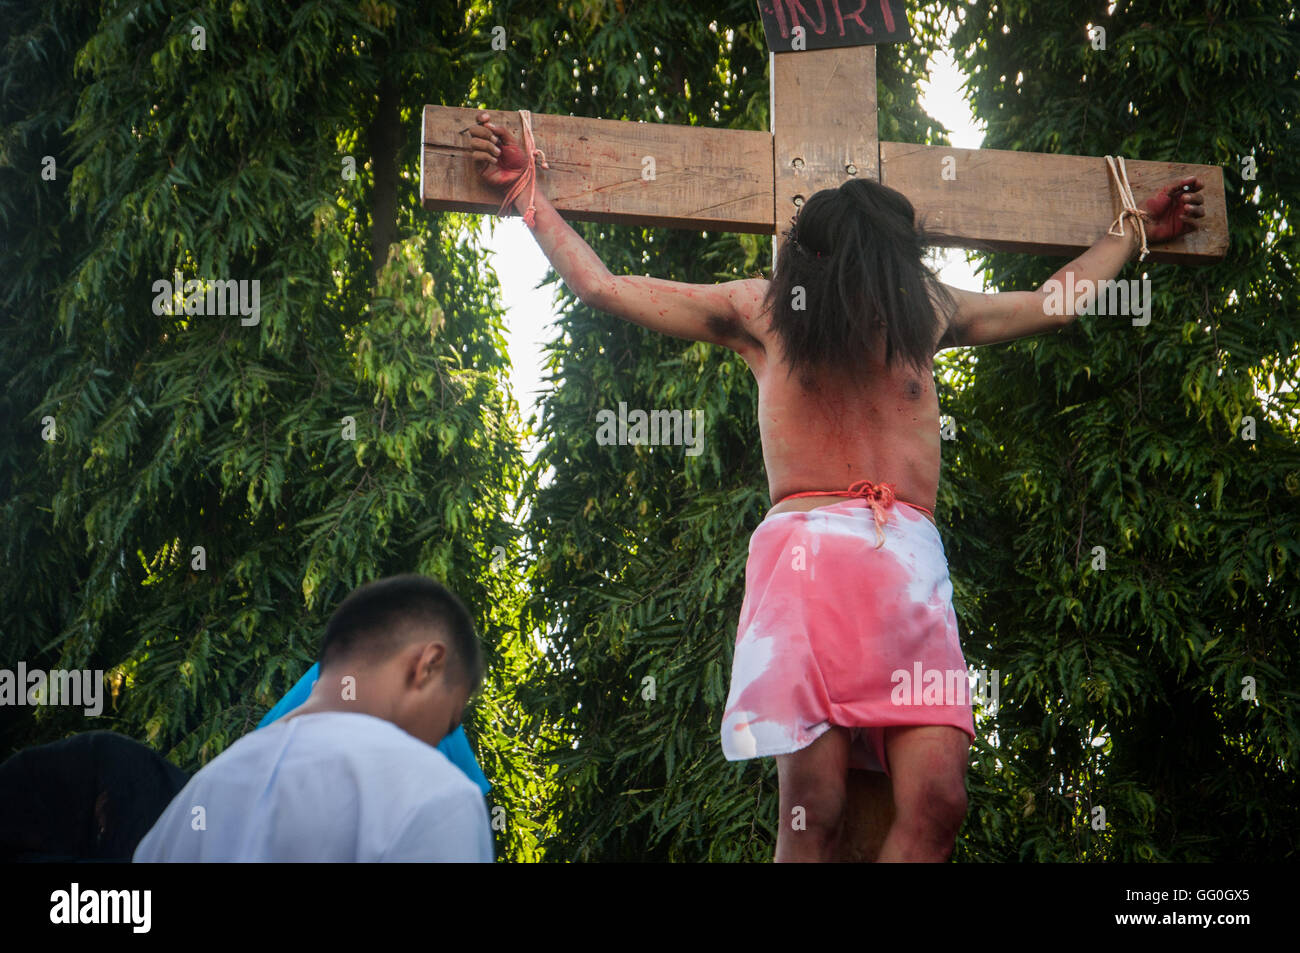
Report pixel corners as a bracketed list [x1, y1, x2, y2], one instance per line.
[1140, 176, 1205, 244]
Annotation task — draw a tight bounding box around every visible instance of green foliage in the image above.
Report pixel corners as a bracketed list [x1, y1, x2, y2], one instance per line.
[0, 0, 545, 860]
[944, 0, 1300, 860]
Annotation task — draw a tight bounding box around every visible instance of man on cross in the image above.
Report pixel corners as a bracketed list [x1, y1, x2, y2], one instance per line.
[469, 110, 1204, 862]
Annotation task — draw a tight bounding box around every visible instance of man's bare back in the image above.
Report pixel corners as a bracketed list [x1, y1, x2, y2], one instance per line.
[710, 277, 942, 521]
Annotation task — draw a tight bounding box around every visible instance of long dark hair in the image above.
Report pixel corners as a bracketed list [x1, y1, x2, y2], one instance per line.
[762, 178, 956, 380]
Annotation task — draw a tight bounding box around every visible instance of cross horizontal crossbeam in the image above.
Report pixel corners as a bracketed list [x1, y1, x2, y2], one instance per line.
[421, 51, 1226, 264]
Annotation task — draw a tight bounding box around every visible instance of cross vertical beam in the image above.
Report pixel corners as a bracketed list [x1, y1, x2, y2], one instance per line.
[770, 46, 879, 263]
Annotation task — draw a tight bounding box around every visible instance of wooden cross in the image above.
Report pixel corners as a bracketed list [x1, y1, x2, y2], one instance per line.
[418, 5, 1226, 860]
[419, 19, 1226, 267]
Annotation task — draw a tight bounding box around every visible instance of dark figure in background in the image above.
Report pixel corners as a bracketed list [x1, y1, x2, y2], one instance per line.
[0, 731, 187, 861]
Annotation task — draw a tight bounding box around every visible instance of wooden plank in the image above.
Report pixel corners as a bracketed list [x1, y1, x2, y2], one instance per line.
[880, 142, 1228, 264]
[420, 105, 1228, 264]
[420, 105, 774, 233]
[771, 45, 877, 262]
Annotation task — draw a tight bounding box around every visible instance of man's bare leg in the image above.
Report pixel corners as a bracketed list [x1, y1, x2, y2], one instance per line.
[774, 726, 850, 862]
[876, 725, 970, 862]
[835, 769, 896, 862]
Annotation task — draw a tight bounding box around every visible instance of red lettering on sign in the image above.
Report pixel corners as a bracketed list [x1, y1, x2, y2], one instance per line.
[778, 0, 827, 37]
[878, 0, 894, 32]
[761, 0, 903, 42]
[837, 1, 871, 36]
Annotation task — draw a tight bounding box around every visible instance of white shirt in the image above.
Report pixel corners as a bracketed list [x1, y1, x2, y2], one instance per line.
[133, 712, 493, 862]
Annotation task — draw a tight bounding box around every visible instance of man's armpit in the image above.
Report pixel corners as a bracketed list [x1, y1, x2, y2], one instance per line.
[927, 282, 959, 349]
[705, 312, 764, 354]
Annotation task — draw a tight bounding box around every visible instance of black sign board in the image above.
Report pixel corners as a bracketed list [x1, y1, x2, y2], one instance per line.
[757, 0, 910, 51]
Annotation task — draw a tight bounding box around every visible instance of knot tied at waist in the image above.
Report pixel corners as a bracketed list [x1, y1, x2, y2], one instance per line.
[776, 480, 933, 549]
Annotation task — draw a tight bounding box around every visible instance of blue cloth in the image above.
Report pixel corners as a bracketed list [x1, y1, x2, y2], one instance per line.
[257, 662, 491, 796]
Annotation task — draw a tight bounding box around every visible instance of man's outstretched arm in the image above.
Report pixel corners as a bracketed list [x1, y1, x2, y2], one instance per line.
[469, 113, 764, 358]
[936, 176, 1205, 350]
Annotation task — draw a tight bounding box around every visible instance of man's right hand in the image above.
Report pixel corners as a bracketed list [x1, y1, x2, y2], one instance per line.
[468, 112, 535, 191]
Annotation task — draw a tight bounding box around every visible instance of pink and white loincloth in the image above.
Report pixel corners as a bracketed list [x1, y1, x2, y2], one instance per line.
[720, 495, 976, 775]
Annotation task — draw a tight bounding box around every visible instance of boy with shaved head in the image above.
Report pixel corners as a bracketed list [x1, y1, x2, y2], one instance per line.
[135, 575, 492, 862]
